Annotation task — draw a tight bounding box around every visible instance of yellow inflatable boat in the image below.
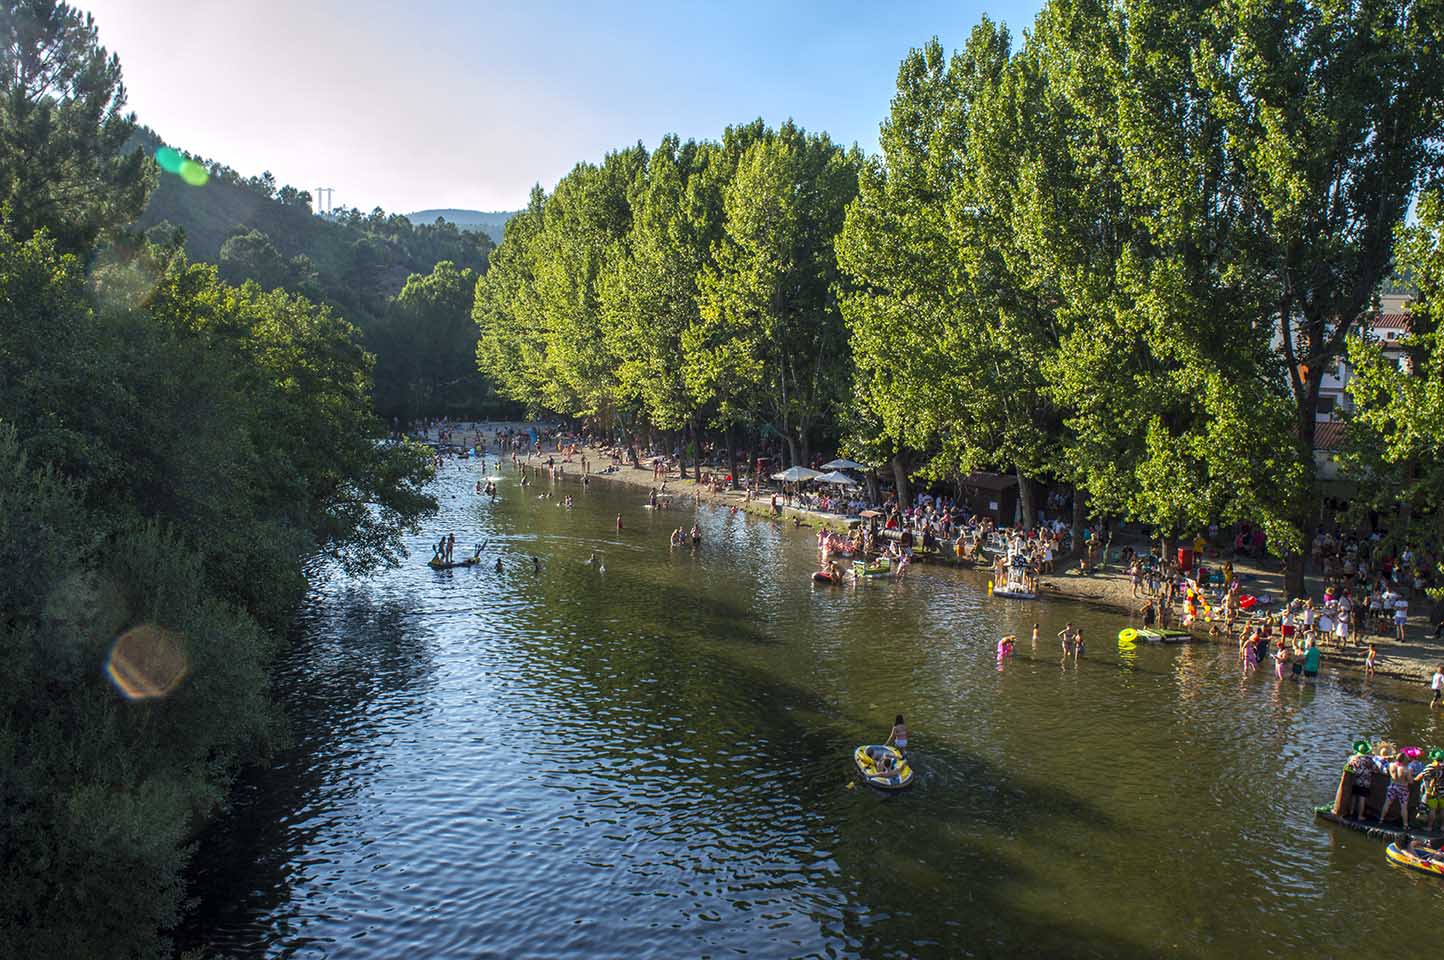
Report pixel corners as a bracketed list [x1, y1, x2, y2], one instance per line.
[854, 744, 914, 791]
[1386, 842, 1444, 878]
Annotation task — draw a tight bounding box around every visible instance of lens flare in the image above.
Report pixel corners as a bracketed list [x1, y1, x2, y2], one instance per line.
[105, 624, 189, 700]
[177, 159, 209, 187]
[154, 146, 183, 174]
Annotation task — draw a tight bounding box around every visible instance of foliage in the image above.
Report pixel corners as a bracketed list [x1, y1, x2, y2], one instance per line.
[0, 231, 435, 957]
[0, 0, 152, 253]
[478, 121, 857, 466]
[1345, 189, 1444, 545]
[129, 127, 501, 418]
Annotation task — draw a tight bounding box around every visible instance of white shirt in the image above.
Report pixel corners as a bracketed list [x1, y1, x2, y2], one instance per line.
[1433, 672, 1444, 691]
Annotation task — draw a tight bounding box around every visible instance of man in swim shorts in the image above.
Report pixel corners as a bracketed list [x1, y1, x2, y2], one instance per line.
[1379, 753, 1413, 829]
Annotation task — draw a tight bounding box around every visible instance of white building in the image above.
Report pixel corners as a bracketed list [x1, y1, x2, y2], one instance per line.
[1313, 293, 1411, 479]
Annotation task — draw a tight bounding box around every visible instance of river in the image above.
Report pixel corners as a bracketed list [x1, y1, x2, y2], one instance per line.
[183, 460, 1444, 958]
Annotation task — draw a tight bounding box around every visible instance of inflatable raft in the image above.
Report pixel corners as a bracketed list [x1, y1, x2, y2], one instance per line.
[1117, 628, 1193, 644]
[1386, 842, 1444, 877]
[852, 558, 893, 579]
[854, 744, 914, 791]
[812, 570, 841, 585]
[428, 557, 481, 570]
[989, 579, 1037, 600]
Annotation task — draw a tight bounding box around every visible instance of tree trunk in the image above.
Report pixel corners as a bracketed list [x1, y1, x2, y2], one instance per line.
[785, 434, 799, 469]
[1071, 486, 1086, 548]
[1016, 468, 1035, 529]
[1285, 386, 1322, 597]
[724, 426, 736, 490]
[892, 454, 912, 509]
[865, 469, 880, 506]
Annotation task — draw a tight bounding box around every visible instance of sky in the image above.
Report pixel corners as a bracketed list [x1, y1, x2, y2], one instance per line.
[82, 1, 1041, 214]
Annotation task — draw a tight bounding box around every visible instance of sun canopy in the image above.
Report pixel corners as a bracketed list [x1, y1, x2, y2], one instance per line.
[771, 466, 822, 482]
[814, 470, 861, 487]
[820, 458, 869, 471]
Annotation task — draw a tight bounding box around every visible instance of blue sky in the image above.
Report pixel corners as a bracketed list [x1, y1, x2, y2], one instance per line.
[83, 1, 1040, 213]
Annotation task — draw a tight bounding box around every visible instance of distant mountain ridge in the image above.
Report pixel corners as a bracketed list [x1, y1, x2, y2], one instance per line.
[406, 209, 518, 243]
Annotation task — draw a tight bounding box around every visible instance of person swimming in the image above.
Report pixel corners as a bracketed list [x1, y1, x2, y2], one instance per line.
[494, 557, 504, 573]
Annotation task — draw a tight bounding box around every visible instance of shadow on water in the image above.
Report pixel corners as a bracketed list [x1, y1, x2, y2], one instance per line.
[180, 591, 440, 949]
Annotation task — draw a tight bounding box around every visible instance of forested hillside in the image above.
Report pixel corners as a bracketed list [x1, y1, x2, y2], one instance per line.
[406, 207, 517, 243]
[130, 128, 513, 420]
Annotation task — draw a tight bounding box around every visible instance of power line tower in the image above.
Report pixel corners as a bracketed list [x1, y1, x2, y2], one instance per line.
[314, 187, 334, 214]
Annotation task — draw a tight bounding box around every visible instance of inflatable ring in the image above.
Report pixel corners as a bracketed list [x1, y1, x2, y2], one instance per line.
[1119, 628, 1138, 643]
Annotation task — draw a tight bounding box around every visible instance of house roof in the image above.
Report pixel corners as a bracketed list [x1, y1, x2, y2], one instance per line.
[962, 471, 1017, 492]
[1314, 420, 1346, 451]
[1375, 312, 1411, 331]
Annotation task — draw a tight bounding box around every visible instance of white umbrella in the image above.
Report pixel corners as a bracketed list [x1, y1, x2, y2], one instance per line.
[814, 470, 861, 487]
[771, 466, 822, 482]
[820, 458, 869, 471]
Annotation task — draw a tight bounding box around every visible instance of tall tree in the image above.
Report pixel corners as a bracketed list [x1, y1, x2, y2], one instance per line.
[1345, 187, 1444, 549]
[0, 0, 151, 252]
[694, 123, 858, 467]
[1106, 0, 1444, 588]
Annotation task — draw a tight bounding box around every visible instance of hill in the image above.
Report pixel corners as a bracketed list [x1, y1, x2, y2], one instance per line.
[126, 129, 513, 420]
[406, 208, 518, 243]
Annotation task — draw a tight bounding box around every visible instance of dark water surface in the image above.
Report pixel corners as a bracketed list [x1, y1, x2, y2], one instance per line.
[185, 462, 1444, 958]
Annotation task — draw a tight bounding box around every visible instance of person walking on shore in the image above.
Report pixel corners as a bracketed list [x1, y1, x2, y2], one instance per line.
[1431, 665, 1444, 708]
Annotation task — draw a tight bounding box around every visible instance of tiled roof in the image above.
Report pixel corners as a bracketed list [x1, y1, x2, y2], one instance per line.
[1375, 312, 1411, 331]
[1314, 420, 1346, 450]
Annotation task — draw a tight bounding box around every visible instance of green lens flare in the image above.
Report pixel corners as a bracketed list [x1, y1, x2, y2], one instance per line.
[178, 159, 209, 187]
[154, 146, 183, 174]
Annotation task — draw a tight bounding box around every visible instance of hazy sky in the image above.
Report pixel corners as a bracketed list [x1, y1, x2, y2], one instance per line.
[82, 1, 1040, 214]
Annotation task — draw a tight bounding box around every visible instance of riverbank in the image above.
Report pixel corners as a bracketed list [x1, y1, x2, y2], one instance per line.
[492, 431, 1444, 689]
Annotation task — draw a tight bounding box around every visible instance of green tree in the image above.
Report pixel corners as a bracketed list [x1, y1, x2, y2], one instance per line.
[373, 259, 486, 419]
[1103, 0, 1444, 588]
[694, 123, 858, 467]
[1345, 188, 1444, 554]
[0, 0, 151, 253]
[838, 27, 1027, 511]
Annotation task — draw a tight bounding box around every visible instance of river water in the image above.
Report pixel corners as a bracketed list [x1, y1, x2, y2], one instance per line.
[185, 461, 1444, 958]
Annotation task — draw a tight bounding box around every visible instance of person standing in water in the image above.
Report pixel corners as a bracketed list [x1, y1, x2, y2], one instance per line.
[616, 514, 624, 533]
[1073, 628, 1085, 661]
[887, 715, 909, 756]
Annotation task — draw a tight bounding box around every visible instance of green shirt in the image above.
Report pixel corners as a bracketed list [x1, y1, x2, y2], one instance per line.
[1304, 646, 1321, 671]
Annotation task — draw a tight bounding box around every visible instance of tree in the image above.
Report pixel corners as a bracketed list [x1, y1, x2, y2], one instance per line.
[600, 136, 715, 476]
[694, 123, 859, 467]
[0, 0, 151, 253]
[1345, 188, 1444, 554]
[838, 27, 1026, 511]
[1103, 0, 1444, 589]
[374, 259, 484, 418]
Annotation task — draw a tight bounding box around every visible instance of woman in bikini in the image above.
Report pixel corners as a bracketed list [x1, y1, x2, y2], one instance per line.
[887, 715, 909, 756]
